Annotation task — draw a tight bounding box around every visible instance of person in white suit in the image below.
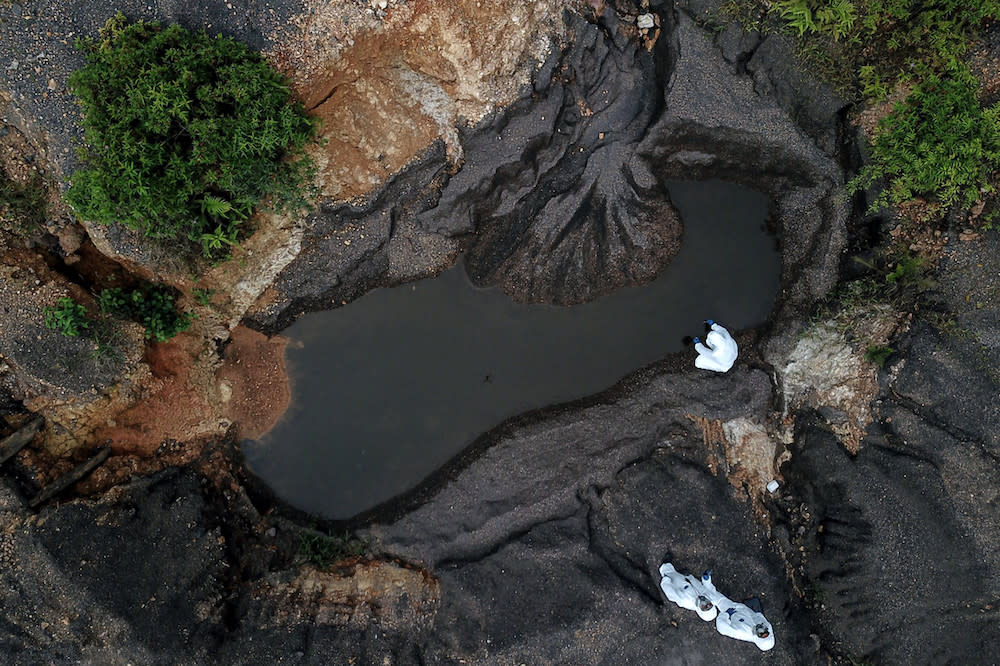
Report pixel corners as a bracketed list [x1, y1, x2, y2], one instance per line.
[658, 561, 718, 621]
[693, 320, 738, 373]
[701, 570, 775, 651]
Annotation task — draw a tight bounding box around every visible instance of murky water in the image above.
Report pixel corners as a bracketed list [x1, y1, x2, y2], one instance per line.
[243, 180, 780, 520]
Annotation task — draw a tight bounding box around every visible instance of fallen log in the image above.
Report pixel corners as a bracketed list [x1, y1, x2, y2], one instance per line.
[29, 446, 111, 508]
[0, 415, 44, 466]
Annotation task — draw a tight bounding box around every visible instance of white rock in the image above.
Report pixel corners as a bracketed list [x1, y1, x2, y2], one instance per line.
[637, 13, 655, 29]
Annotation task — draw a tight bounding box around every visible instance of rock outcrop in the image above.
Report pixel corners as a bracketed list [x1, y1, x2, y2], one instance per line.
[0, 245, 150, 454]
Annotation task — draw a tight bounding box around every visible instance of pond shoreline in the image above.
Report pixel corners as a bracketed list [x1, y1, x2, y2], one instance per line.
[246, 179, 780, 521]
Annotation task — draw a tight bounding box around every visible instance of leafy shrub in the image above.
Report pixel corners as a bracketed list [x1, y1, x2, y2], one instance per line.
[192, 287, 214, 306]
[43, 284, 192, 345]
[767, 0, 1000, 110]
[774, 0, 1000, 67]
[66, 12, 316, 258]
[44, 297, 90, 337]
[884, 253, 925, 285]
[97, 285, 194, 342]
[774, 0, 857, 40]
[858, 0, 1000, 68]
[850, 63, 1000, 216]
[765, 0, 1000, 219]
[857, 64, 890, 99]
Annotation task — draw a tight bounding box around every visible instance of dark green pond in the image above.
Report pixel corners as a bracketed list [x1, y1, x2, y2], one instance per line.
[243, 180, 780, 520]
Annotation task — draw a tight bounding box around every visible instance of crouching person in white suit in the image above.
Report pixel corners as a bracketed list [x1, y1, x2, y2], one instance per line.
[658, 561, 718, 621]
[701, 570, 775, 651]
[694, 320, 738, 373]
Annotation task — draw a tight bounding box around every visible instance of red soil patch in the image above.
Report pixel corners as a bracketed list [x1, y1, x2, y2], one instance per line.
[217, 326, 291, 440]
[271, 0, 569, 200]
[93, 333, 214, 455]
[93, 326, 291, 455]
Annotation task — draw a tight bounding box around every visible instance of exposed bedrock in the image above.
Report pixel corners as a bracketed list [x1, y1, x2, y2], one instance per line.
[247, 0, 849, 331]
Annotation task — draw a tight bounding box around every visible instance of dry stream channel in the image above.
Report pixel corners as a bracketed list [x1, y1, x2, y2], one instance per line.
[244, 179, 781, 520]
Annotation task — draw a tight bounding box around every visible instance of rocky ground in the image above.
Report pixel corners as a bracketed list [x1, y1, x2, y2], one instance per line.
[1, 0, 999, 664]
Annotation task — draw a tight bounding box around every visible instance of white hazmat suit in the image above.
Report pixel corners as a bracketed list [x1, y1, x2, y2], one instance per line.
[658, 563, 718, 621]
[702, 571, 775, 651]
[694, 321, 738, 373]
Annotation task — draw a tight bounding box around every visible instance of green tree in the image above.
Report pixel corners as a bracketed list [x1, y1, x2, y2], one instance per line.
[66, 13, 316, 259]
